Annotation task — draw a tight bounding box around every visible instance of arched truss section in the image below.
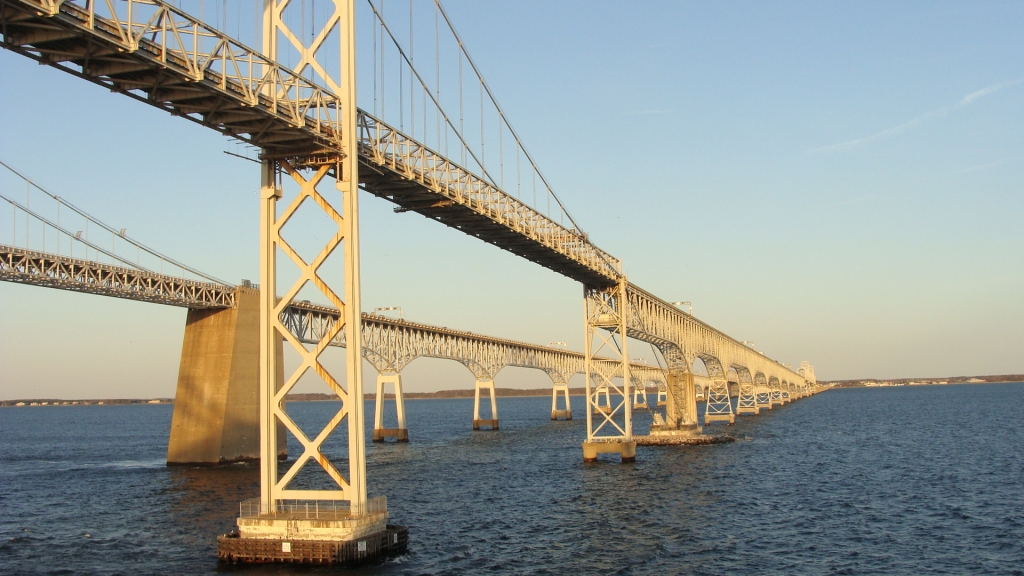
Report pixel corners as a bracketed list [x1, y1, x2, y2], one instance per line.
[280, 302, 659, 389]
[623, 283, 809, 389]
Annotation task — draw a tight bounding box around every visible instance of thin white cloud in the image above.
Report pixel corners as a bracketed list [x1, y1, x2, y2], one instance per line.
[810, 79, 1022, 154]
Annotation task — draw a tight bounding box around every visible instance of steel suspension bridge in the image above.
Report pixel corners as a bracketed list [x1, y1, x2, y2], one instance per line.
[0, 0, 823, 564]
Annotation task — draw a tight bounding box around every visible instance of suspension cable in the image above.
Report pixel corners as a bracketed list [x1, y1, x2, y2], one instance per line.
[433, 0, 584, 232]
[367, 0, 497, 186]
[0, 158, 230, 285]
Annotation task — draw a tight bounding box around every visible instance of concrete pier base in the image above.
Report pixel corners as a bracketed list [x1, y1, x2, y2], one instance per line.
[167, 287, 286, 465]
[217, 497, 404, 565]
[219, 496, 403, 561]
[371, 428, 409, 442]
[582, 440, 636, 463]
[648, 423, 703, 439]
[704, 413, 736, 425]
[472, 380, 499, 431]
[550, 383, 572, 420]
[218, 525, 407, 565]
[551, 409, 572, 420]
[736, 406, 759, 415]
[372, 373, 408, 443]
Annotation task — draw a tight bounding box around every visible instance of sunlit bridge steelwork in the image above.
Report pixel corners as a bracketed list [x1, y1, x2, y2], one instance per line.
[0, 0, 823, 564]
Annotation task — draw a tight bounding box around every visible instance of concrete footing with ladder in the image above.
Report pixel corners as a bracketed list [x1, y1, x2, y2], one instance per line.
[167, 287, 287, 465]
[217, 498, 407, 565]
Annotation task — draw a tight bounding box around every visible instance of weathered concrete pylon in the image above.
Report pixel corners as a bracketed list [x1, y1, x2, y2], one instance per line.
[167, 287, 287, 465]
[473, 380, 499, 430]
[656, 382, 667, 407]
[372, 372, 408, 442]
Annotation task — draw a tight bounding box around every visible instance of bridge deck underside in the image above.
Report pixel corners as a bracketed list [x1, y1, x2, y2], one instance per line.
[357, 165, 613, 287]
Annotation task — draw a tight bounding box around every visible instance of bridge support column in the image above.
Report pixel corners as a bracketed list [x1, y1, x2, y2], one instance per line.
[633, 381, 649, 411]
[656, 384, 667, 407]
[650, 367, 702, 438]
[736, 382, 758, 415]
[167, 287, 287, 465]
[473, 379, 499, 430]
[704, 378, 735, 425]
[592, 384, 613, 415]
[582, 280, 635, 463]
[551, 383, 572, 420]
[372, 372, 408, 442]
[755, 387, 772, 411]
[770, 389, 783, 407]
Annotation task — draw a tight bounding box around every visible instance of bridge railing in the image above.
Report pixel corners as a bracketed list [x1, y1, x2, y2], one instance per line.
[238, 496, 387, 520]
[9, 0, 345, 151]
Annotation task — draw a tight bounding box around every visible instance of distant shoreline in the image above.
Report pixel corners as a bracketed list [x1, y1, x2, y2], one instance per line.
[3, 377, 1022, 407]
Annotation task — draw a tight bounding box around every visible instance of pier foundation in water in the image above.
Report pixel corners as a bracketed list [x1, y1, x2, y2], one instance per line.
[217, 498, 407, 565]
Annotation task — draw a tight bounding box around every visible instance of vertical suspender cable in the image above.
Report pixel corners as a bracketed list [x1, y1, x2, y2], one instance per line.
[373, 6, 378, 116]
[405, 0, 409, 138]
[435, 3, 440, 152]
[434, 0, 584, 232]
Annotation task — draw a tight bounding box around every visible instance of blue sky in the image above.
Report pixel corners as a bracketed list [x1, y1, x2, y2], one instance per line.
[1, 1, 1022, 399]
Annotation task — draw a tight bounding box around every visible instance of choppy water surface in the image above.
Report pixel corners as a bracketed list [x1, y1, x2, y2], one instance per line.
[1, 383, 1023, 575]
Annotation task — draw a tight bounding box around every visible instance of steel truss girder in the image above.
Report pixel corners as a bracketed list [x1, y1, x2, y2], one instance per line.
[622, 282, 812, 398]
[355, 113, 622, 286]
[0, 0, 625, 288]
[0, 0, 348, 160]
[279, 302, 665, 391]
[0, 244, 234, 308]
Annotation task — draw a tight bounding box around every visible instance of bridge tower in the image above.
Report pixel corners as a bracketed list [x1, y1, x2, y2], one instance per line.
[220, 0, 403, 564]
[582, 281, 635, 463]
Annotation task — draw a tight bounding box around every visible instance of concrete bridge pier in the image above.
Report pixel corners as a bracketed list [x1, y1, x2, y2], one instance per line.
[656, 383, 667, 407]
[550, 383, 572, 420]
[770, 389, 784, 407]
[649, 367, 703, 439]
[372, 372, 408, 442]
[632, 382, 649, 411]
[592, 384, 613, 415]
[755, 387, 772, 411]
[704, 378, 736, 425]
[167, 287, 287, 465]
[473, 379, 499, 430]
